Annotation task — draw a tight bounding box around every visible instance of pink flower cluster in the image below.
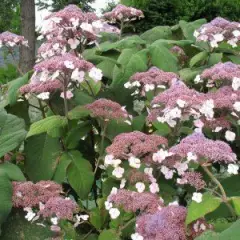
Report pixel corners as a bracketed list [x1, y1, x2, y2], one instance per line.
[109, 189, 163, 214]
[106, 131, 168, 162]
[12, 181, 62, 208]
[125, 67, 179, 95]
[136, 206, 187, 240]
[194, 17, 240, 48]
[169, 132, 237, 164]
[0, 31, 28, 48]
[128, 169, 151, 184]
[103, 4, 144, 23]
[198, 62, 240, 87]
[38, 197, 78, 220]
[85, 98, 129, 121]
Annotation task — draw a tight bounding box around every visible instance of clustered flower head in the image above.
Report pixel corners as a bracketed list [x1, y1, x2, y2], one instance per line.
[106, 131, 168, 163]
[169, 132, 237, 164]
[194, 17, 240, 48]
[0, 31, 28, 48]
[38, 196, 78, 220]
[108, 189, 164, 214]
[196, 62, 240, 88]
[124, 67, 179, 96]
[85, 98, 130, 121]
[103, 4, 144, 23]
[12, 181, 62, 208]
[136, 206, 187, 240]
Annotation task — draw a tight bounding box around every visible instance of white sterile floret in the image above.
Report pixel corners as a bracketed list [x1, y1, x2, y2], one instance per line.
[60, 90, 74, 99]
[200, 99, 214, 119]
[144, 167, 153, 176]
[213, 127, 223, 133]
[227, 164, 239, 175]
[112, 166, 125, 179]
[131, 232, 144, 240]
[149, 182, 159, 193]
[210, 40, 218, 48]
[79, 214, 89, 221]
[92, 20, 104, 29]
[37, 92, 50, 100]
[135, 182, 145, 193]
[169, 200, 179, 206]
[120, 178, 126, 189]
[124, 82, 133, 89]
[152, 149, 172, 163]
[128, 156, 141, 168]
[225, 130, 236, 142]
[109, 208, 120, 219]
[111, 159, 122, 168]
[174, 162, 188, 176]
[51, 70, 60, 80]
[187, 152, 197, 162]
[228, 38, 238, 48]
[64, 60, 75, 69]
[80, 22, 93, 33]
[232, 77, 240, 91]
[233, 30, 240, 37]
[192, 192, 203, 203]
[89, 67, 103, 82]
[71, 68, 85, 83]
[105, 201, 113, 210]
[104, 154, 114, 166]
[24, 207, 36, 221]
[110, 187, 118, 195]
[161, 166, 174, 179]
[233, 102, 240, 112]
[177, 99, 186, 108]
[51, 217, 58, 225]
[131, 81, 141, 87]
[145, 84, 155, 92]
[68, 38, 80, 49]
[213, 33, 224, 42]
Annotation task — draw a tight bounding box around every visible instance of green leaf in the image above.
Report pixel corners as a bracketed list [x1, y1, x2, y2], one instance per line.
[52, 153, 72, 183]
[179, 68, 203, 82]
[186, 193, 221, 225]
[132, 115, 145, 131]
[227, 55, 240, 64]
[67, 151, 94, 199]
[221, 175, 240, 197]
[0, 171, 12, 229]
[0, 162, 25, 181]
[68, 106, 90, 120]
[0, 110, 26, 158]
[98, 229, 120, 240]
[149, 44, 178, 72]
[7, 72, 30, 105]
[153, 122, 171, 136]
[90, 207, 108, 230]
[208, 53, 223, 66]
[190, 51, 208, 68]
[27, 115, 67, 138]
[25, 133, 62, 181]
[219, 219, 240, 239]
[141, 26, 172, 44]
[230, 197, 240, 216]
[97, 60, 116, 80]
[195, 231, 219, 240]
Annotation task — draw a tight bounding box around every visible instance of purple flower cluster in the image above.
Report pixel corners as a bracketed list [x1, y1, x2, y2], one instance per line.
[136, 206, 187, 240]
[85, 98, 129, 121]
[201, 117, 231, 131]
[12, 181, 62, 208]
[103, 4, 144, 23]
[38, 197, 78, 220]
[106, 131, 168, 162]
[199, 62, 240, 87]
[109, 189, 163, 214]
[0, 31, 28, 48]
[194, 17, 240, 48]
[126, 67, 179, 96]
[169, 132, 237, 164]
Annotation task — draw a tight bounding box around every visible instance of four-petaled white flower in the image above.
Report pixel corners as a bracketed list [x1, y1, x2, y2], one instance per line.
[194, 75, 202, 84]
[64, 60, 75, 69]
[68, 38, 80, 49]
[192, 192, 203, 203]
[71, 68, 85, 83]
[112, 166, 125, 179]
[149, 182, 159, 194]
[187, 152, 198, 162]
[153, 149, 172, 163]
[227, 164, 239, 175]
[109, 208, 120, 219]
[145, 84, 155, 92]
[233, 101, 240, 112]
[131, 233, 144, 240]
[60, 90, 74, 99]
[120, 178, 126, 189]
[233, 30, 240, 37]
[200, 99, 214, 119]
[37, 92, 50, 100]
[135, 182, 145, 193]
[89, 67, 103, 82]
[124, 82, 133, 89]
[80, 22, 93, 33]
[105, 201, 113, 210]
[161, 166, 174, 179]
[24, 207, 36, 222]
[232, 77, 240, 91]
[51, 217, 58, 225]
[128, 156, 141, 168]
[177, 99, 186, 108]
[225, 130, 236, 142]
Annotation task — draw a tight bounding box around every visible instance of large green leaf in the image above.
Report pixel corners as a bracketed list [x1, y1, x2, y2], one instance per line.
[27, 115, 67, 138]
[0, 110, 26, 158]
[68, 106, 90, 120]
[25, 133, 62, 181]
[0, 171, 12, 230]
[90, 207, 108, 230]
[67, 151, 94, 199]
[221, 175, 240, 197]
[190, 51, 208, 68]
[186, 193, 221, 224]
[149, 44, 178, 72]
[141, 26, 172, 43]
[7, 72, 30, 105]
[230, 197, 240, 216]
[98, 229, 120, 240]
[0, 162, 25, 181]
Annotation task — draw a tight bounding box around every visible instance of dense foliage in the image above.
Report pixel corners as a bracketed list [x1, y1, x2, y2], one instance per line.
[0, 3, 240, 240]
